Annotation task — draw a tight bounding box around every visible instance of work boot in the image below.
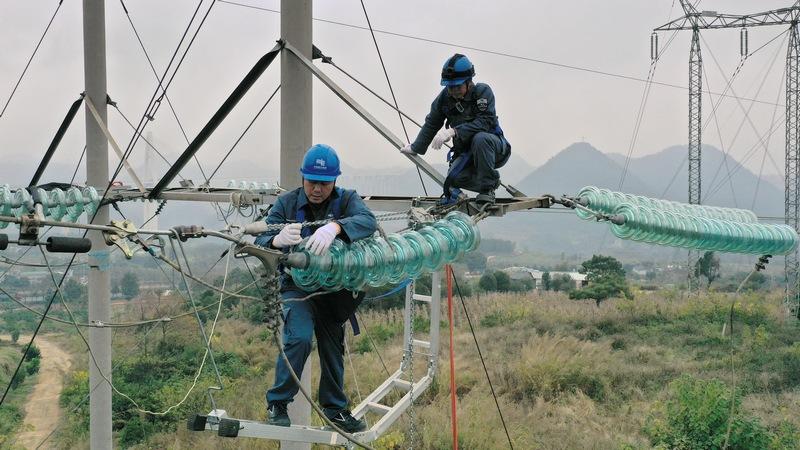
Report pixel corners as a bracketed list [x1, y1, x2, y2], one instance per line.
[327, 409, 367, 433]
[268, 402, 290, 427]
[475, 190, 495, 205]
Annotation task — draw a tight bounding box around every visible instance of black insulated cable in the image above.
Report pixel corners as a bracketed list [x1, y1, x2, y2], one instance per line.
[0, 0, 64, 120]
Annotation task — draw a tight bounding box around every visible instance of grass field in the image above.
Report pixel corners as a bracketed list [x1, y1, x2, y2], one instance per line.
[50, 287, 800, 449]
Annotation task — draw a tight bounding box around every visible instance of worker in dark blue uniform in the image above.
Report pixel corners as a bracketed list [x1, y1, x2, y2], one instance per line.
[255, 144, 377, 433]
[401, 53, 511, 204]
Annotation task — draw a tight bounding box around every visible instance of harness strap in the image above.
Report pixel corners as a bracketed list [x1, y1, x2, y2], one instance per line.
[295, 189, 361, 334]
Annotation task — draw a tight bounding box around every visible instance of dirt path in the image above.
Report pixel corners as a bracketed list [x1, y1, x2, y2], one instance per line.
[13, 335, 72, 450]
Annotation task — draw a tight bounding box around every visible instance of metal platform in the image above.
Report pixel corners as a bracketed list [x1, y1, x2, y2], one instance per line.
[188, 273, 442, 446]
[108, 186, 552, 216]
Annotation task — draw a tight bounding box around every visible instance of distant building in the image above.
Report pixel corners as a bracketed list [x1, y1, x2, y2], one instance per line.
[503, 267, 588, 290]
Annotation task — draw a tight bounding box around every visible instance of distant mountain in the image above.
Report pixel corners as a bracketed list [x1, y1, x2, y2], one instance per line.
[516, 142, 655, 198]
[479, 141, 788, 260]
[607, 145, 784, 217]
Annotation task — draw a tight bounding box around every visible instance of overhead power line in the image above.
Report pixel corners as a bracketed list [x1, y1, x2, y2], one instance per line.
[218, 0, 783, 108]
[0, 0, 64, 120]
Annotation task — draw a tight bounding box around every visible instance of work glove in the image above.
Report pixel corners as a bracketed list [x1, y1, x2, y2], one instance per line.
[400, 143, 415, 155]
[306, 223, 339, 256]
[431, 128, 456, 150]
[271, 223, 302, 248]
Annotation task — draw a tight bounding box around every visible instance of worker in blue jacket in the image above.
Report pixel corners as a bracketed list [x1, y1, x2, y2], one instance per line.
[401, 53, 511, 205]
[255, 144, 377, 433]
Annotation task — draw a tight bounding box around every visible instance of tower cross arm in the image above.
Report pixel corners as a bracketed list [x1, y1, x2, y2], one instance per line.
[655, 6, 800, 31]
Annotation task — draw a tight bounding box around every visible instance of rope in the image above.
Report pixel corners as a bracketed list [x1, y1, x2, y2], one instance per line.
[217, 0, 783, 107]
[451, 271, 514, 449]
[118, 0, 208, 180]
[0, 278, 257, 328]
[204, 84, 281, 184]
[114, 0, 211, 189]
[112, 105, 188, 181]
[445, 265, 458, 450]
[357, 0, 428, 197]
[0, 0, 63, 119]
[271, 311, 375, 449]
[702, 30, 788, 202]
[363, 279, 411, 301]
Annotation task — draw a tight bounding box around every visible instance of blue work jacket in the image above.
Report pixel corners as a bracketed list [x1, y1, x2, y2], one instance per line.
[254, 186, 378, 292]
[410, 82, 509, 157]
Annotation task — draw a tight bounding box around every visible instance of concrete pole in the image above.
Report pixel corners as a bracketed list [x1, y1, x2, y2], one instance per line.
[280, 0, 312, 189]
[281, 1, 312, 448]
[83, 1, 112, 448]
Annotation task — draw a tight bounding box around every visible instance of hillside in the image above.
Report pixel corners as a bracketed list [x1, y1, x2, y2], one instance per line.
[42, 286, 800, 449]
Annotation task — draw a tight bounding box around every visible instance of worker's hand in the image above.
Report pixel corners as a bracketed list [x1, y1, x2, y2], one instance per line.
[400, 143, 415, 155]
[431, 128, 456, 150]
[306, 222, 340, 255]
[272, 223, 302, 248]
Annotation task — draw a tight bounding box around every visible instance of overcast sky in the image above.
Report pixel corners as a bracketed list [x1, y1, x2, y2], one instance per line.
[0, 0, 794, 189]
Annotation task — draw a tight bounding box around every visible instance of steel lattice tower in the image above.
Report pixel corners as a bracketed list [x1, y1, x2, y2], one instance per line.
[688, 26, 703, 291]
[656, 4, 800, 302]
[786, 22, 800, 317]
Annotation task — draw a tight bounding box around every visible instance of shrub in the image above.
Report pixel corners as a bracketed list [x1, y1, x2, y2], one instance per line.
[118, 416, 157, 448]
[645, 375, 772, 450]
[478, 273, 497, 291]
[509, 334, 610, 402]
[24, 344, 40, 361]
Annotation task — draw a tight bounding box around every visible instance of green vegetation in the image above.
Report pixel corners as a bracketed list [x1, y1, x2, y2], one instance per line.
[44, 270, 800, 449]
[0, 341, 41, 446]
[570, 254, 633, 306]
[645, 374, 785, 450]
[694, 251, 722, 288]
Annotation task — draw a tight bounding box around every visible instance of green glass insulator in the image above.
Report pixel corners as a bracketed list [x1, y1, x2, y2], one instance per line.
[66, 188, 84, 222]
[401, 230, 429, 277]
[386, 234, 414, 283]
[82, 187, 100, 218]
[417, 227, 446, 271]
[317, 239, 347, 290]
[47, 188, 67, 221]
[0, 186, 11, 229]
[609, 202, 798, 255]
[576, 186, 758, 223]
[364, 238, 390, 287]
[289, 213, 481, 292]
[446, 211, 481, 252]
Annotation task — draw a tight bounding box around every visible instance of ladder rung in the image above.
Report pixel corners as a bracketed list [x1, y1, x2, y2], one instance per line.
[411, 339, 430, 349]
[392, 379, 412, 391]
[412, 294, 431, 303]
[367, 402, 392, 414]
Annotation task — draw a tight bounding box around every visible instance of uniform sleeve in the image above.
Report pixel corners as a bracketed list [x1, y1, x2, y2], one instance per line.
[254, 195, 290, 248]
[410, 90, 447, 155]
[453, 84, 498, 143]
[336, 191, 377, 242]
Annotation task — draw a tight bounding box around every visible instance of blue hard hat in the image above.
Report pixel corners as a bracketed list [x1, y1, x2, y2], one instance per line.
[440, 53, 475, 86]
[300, 144, 341, 182]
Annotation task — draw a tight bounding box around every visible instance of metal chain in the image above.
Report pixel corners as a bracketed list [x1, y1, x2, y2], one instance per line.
[259, 210, 411, 233]
[260, 272, 282, 332]
[405, 280, 419, 449]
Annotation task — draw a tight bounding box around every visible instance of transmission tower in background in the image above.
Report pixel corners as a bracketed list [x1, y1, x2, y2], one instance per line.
[655, 2, 800, 312]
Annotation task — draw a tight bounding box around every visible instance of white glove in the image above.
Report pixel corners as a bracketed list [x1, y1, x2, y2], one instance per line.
[272, 223, 302, 248]
[431, 128, 456, 150]
[400, 143, 415, 155]
[306, 223, 339, 256]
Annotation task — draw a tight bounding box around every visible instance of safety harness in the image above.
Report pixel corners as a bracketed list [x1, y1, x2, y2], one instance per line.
[295, 188, 362, 335]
